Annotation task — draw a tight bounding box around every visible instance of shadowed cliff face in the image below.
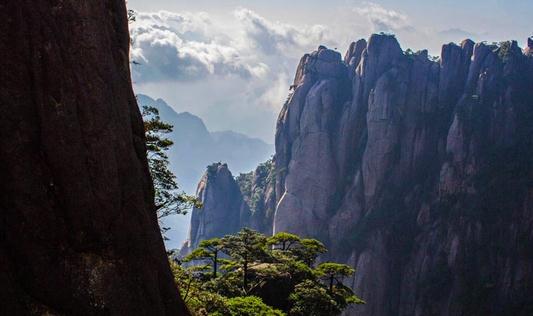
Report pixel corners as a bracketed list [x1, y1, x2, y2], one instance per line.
[0, 1, 189, 315]
[274, 35, 533, 316]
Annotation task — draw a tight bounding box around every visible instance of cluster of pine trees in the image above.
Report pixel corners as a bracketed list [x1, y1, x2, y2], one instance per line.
[172, 229, 364, 316]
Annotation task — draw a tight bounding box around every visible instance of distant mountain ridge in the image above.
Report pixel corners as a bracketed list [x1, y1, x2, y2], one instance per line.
[136, 94, 274, 246]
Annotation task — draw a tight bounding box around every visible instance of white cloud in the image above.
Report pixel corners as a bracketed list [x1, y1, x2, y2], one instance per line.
[353, 2, 412, 33]
[258, 72, 292, 111]
[129, 5, 481, 141]
[129, 9, 332, 84]
[130, 8, 334, 141]
[233, 8, 330, 56]
[130, 10, 268, 82]
[349, 2, 480, 54]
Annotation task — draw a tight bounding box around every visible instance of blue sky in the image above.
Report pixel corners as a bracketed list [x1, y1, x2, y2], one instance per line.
[128, 0, 532, 45]
[127, 0, 532, 142]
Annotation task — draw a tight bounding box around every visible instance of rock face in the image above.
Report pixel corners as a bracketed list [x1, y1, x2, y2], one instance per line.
[0, 1, 188, 315]
[181, 163, 248, 253]
[181, 161, 276, 254]
[274, 36, 533, 315]
[185, 34, 533, 316]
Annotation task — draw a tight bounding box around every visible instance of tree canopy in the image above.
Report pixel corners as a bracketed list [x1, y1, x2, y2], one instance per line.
[176, 229, 364, 315]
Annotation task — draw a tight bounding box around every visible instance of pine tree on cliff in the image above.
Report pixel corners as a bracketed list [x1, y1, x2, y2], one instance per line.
[142, 105, 200, 237]
[221, 228, 270, 292]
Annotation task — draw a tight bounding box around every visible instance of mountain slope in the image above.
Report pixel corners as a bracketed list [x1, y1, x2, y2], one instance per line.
[183, 34, 533, 316]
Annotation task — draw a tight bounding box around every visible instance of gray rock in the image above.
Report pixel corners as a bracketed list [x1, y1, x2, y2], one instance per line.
[274, 34, 533, 316]
[181, 163, 247, 254]
[184, 35, 533, 316]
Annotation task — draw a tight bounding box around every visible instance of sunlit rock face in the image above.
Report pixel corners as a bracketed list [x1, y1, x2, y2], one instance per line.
[181, 161, 277, 255]
[274, 35, 533, 316]
[182, 163, 248, 254]
[0, 1, 189, 315]
[183, 34, 532, 315]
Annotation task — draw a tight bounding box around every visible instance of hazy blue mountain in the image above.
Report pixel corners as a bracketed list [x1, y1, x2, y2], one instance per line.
[136, 94, 273, 247]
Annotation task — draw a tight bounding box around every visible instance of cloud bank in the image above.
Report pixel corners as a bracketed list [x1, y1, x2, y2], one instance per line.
[353, 2, 411, 33]
[130, 11, 268, 82]
[129, 4, 481, 142]
[130, 9, 331, 84]
[129, 8, 335, 141]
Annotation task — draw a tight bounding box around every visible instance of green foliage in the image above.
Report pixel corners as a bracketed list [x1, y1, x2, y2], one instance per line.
[315, 262, 354, 280]
[127, 9, 136, 23]
[267, 232, 301, 251]
[236, 171, 253, 199]
[174, 229, 364, 315]
[293, 238, 327, 266]
[289, 280, 340, 316]
[267, 232, 327, 267]
[185, 238, 224, 279]
[142, 105, 201, 238]
[495, 40, 518, 63]
[221, 228, 270, 292]
[221, 229, 269, 263]
[236, 159, 275, 216]
[217, 296, 285, 316]
[404, 48, 416, 58]
[315, 262, 355, 295]
[170, 260, 228, 315]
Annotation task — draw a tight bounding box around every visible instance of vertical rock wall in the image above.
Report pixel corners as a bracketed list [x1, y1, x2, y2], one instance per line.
[181, 161, 276, 254]
[0, 1, 189, 314]
[274, 35, 533, 316]
[182, 163, 248, 253]
[181, 34, 533, 315]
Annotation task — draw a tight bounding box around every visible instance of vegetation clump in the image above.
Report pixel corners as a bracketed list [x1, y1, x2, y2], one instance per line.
[175, 228, 364, 315]
[236, 159, 275, 214]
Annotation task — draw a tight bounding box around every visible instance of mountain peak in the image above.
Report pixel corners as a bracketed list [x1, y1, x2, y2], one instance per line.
[184, 34, 533, 315]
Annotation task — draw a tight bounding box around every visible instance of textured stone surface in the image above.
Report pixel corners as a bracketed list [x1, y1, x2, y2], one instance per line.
[273, 35, 533, 316]
[184, 35, 533, 315]
[181, 163, 247, 254]
[0, 1, 188, 315]
[181, 161, 277, 255]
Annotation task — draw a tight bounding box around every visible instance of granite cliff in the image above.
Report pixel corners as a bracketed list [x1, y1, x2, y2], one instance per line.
[181, 161, 276, 253]
[181, 163, 247, 253]
[275, 35, 533, 316]
[1, 1, 188, 315]
[183, 34, 533, 315]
